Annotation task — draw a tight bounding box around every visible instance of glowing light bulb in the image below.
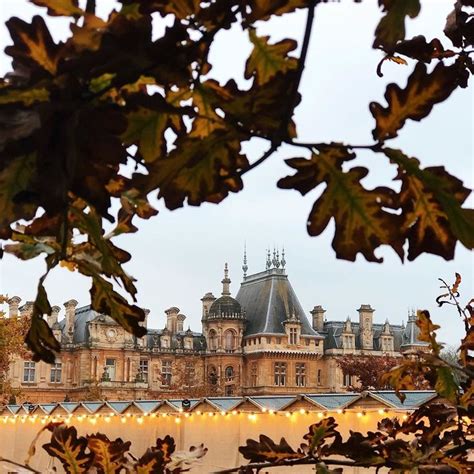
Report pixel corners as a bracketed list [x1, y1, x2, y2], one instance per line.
[136, 417, 144, 424]
[175, 417, 181, 424]
[220, 411, 226, 416]
[336, 409, 343, 414]
[121, 417, 126, 424]
[231, 410, 238, 416]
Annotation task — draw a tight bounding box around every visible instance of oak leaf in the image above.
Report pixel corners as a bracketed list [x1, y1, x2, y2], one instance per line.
[278, 146, 403, 263]
[394, 36, 455, 63]
[374, 0, 421, 49]
[239, 434, 304, 463]
[244, 0, 310, 24]
[90, 275, 146, 338]
[0, 154, 38, 239]
[134, 130, 248, 210]
[370, 63, 460, 141]
[245, 28, 297, 85]
[385, 148, 473, 260]
[5, 15, 62, 76]
[30, 0, 83, 17]
[43, 425, 93, 474]
[86, 433, 131, 474]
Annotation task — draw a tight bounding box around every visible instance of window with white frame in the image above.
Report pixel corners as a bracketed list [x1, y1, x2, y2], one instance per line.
[50, 362, 62, 383]
[161, 360, 172, 386]
[274, 362, 286, 386]
[343, 373, 352, 387]
[139, 359, 149, 382]
[295, 363, 306, 387]
[289, 328, 298, 344]
[23, 361, 36, 383]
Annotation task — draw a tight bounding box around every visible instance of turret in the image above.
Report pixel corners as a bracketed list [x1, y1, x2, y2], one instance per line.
[311, 305, 325, 332]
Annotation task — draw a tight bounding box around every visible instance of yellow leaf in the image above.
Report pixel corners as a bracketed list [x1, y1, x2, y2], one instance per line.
[0, 88, 49, 106]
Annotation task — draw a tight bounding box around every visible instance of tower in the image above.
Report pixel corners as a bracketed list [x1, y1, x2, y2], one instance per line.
[358, 304, 374, 350]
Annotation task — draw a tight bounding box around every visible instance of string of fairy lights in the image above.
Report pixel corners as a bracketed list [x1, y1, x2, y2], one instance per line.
[1, 407, 411, 425]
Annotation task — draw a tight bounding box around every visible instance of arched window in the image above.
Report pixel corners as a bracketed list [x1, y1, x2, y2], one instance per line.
[224, 329, 236, 352]
[208, 366, 218, 385]
[208, 329, 217, 351]
[225, 366, 234, 381]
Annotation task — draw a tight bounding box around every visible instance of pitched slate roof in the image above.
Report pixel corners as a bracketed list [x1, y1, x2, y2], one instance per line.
[236, 268, 321, 337]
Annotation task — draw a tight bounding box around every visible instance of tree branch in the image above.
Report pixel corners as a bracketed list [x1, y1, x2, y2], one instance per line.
[239, 0, 318, 176]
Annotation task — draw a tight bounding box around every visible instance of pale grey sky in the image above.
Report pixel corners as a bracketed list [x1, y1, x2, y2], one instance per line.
[0, 0, 472, 347]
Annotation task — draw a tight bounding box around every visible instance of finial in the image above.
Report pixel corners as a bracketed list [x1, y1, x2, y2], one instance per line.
[242, 244, 248, 278]
[275, 249, 280, 268]
[221, 263, 231, 296]
[272, 248, 277, 267]
[281, 247, 286, 269]
[266, 248, 271, 270]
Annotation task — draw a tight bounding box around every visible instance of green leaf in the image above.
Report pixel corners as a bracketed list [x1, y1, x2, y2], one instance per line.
[435, 366, 458, 404]
[374, 0, 421, 49]
[385, 148, 473, 260]
[278, 145, 403, 263]
[30, 0, 83, 17]
[122, 94, 187, 163]
[245, 28, 297, 85]
[0, 87, 49, 105]
[87, 433, 131, 474]
[43, 425, 93, 474]
[0, 154, 38, 239]
[370, 62, 460, 141]
[302, 417, 341, 457]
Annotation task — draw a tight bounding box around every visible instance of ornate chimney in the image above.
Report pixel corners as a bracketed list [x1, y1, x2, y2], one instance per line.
[7, 296, 21, 318]
[64, 299, 78, 342]
[310, 305, 326, 332]
[47, 305, 61, 327]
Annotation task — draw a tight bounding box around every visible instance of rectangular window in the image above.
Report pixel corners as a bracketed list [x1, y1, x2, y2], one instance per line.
[317, 369, 322, 386]
[295, 363, 306, 387]
[305, 338, 310, 346]
[274, 362, 286, 386]
[50, 362, 62, 383]
[23, 361, 36, 383]
[139, 359, 149, 383]
[225, 385, 234, 396]
[250, 362, 258, 387]
[162, 360, 172, 386]
[343, 373, 352, 387]
[276, 337, 281, 344]
[184, 362, 195, 386]
[105, 358, 116, 381]
[289, 328, 298, 344]
[266, 337, 272, 344]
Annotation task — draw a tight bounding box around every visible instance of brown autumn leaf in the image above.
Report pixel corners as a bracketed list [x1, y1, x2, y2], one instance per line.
[302, 417, 341, 457]
[239, 434, 304, 463]
[86, 433, 131, 474]
[385, 148, 473, 260]
[393, 35, 455, 63]
[370, 62, 460, 141]
[30, 0, 83, 17]
[43, 425, 93, 473]
[133, 130, 248, 210]
[278, 145, 403, 263]
[90, 275, 146, 338]
[5, 15, 62, 76]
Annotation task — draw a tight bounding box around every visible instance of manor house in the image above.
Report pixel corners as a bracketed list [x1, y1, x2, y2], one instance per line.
[7, 250, 425, 402]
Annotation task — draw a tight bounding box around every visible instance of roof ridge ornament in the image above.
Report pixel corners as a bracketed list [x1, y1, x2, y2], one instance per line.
[242, 244, 248, 278]
[266, 248, 271, 270]
[281, 246, 286, 269]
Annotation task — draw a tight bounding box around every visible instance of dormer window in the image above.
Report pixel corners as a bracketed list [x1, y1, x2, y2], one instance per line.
[289, 327, 298, 344]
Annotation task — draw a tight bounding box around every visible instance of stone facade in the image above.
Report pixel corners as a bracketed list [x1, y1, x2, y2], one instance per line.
[6, 251, 426, 403]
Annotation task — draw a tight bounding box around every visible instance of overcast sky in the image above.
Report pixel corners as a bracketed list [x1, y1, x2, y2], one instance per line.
[0, 0, 472, 347]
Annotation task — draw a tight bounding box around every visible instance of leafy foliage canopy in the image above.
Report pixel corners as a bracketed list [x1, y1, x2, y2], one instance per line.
[0, 0, 472, 361]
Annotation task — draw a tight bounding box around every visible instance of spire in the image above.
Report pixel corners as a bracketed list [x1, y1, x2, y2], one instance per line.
[242, 244, 248, 278]
[281, 247, 286, 269]
[221, 262, 231, 296]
